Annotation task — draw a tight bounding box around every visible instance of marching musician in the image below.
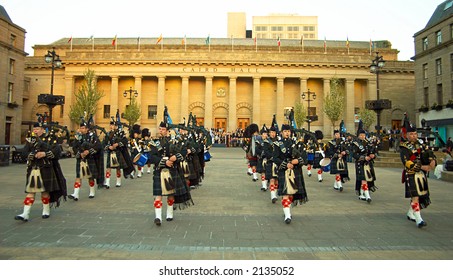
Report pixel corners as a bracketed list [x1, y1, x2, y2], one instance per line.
[256, 125, 270, 191]
[313, 130, 327, 182]
[243, 124, 260, 181]
[141, 128, 153, 175]
[352, 125, 377, 203]
[149, 121, 193, 226]
[129, 124, 143, 178]
[15, 121, 67, 221]
[326, 129, 350, 192]
[273, 124, 308, 224]
[69, 119, 103, 201]
[103, 119, 134, 188]
[267, 126, 280, 203]
[399, 123, 435, 228]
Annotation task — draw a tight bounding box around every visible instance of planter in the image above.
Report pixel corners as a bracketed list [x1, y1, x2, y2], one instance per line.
[7, 102, 19, 108]
[418, 107, 429, 112]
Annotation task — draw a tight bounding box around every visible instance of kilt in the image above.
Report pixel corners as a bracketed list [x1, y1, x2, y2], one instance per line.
[247, 155, 258, 167]
[355, 161, 375, 182]
[313, 152, 323, 168]
[106, 149, 129, 169]
[277, 166, 308, 204]
[75, 157, 98, 180]
[330, 157, 349, 177]
[403, 171, 431, 209]
[265, 161, 277, 180]
[153, 165, 193, 208]
[256, 157, 267, 174]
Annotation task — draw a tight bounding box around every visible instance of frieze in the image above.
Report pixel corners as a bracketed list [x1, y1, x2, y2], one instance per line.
[182, 67, 259, 73]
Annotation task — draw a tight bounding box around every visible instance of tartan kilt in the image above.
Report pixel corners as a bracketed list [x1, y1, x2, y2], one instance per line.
[106, 149, 128, 169]
[330, 157, 349, 176]
[75, 157, 98, 180]
[256, 157, 266, 174]
[25, 164, 57, 193]
[404, 172, 431, 209]
[153, 165, 193, 207]
[247, 155, 258, 167]
[265, 161, 277, 180]
[277, 166, 308, 203]
[313, 153, 323, 168]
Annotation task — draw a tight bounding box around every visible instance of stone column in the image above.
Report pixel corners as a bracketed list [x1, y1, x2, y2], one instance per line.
[345, 79, 356, 133]
[110, 76, 119, 117]
[252, 76, 261, 124]
[368, 79, 377, 101]
[228, 76, 237, 132]
[63, 75, 74, 129]
[134, 76, 142, 123]
[323, 78, 331, 135]
[156, 76, 166, 130]
[181, 76, 189, 122]
[276, 77, 285, 126]
[204, 76, 213, 128]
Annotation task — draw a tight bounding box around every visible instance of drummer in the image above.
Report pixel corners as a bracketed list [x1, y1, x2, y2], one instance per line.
[313, 130, 327, 182]
[141, 128, 153, 174]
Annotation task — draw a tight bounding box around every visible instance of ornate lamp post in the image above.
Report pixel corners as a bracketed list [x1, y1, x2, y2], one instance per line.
[38, 47, 64, 123]
[301, 89, 317, 131]
[367, 52, 391, 140]
[123, 87, 138, 105]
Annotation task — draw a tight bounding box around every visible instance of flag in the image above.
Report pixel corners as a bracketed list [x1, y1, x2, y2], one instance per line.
[323, 36, 327, 53]
[68, 36, 73, 51]
[156, 34, 163, 44]
[86, 35, 94, 51]
[137, 37, 141, 51]
[346, 36, 350, 54]
[112, 35, 117, 46]
[206, 35, 210, 52]
[182, 35, 186, 51]
[86, 35, 93, 42]
[300, 34, 304, 53]
[369, 39, 374, 55]
[163, 106, 173, 124]
[271, 114, 279, 134]
[254, 36, 257, 52]
[277, 36, 281, 47]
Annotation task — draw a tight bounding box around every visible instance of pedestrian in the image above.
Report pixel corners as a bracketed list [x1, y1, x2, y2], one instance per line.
[15, 121, 67, 221]
[400, 123, 436, 228]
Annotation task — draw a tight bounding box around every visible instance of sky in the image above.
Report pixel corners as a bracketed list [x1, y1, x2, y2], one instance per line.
[1, 0, 443, 61]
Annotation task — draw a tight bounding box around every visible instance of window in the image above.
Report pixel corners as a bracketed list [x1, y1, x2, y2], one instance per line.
[287, 26, 299, 32]
[271, 26, 283, 31]
[103, 105, 110, 119]
[424, 87, 429, 106]
[60, 105, 64, 118]
[422, 37, 428, 51]
[451, 54, 453, 72]
[148, 105, 157, 119]
[436, 59, 442, 75]
[436, 30, 442, 45]
[437, 84, 443, 104]
[451, 24, 453, 40]
[9, 59, 15, 75]
[423, 63, 428, 79]
[255, 26, 267, 32]
[7, 83, 13, 103]
[10, 34, 16, 47]
[303, 26, 315, 31]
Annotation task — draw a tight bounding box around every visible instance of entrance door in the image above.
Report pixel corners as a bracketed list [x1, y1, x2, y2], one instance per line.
[215, 118, 227, 131]
[237, 118, 249, 131]
[5, 123, 11, 145]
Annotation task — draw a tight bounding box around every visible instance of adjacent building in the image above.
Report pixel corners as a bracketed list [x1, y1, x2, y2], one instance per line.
[413, 0, 453, 142]
[0, 5, 27, 145]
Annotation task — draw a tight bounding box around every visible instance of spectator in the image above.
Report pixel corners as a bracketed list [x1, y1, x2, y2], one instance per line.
[446, 137, 453, 152]
[434, 149, 452, 179]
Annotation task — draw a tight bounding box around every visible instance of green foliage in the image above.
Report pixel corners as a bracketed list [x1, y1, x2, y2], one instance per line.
[69, 69, 104, 124]
[293, 100, 307, 129]
[123, 96, 141, 126]
[358, 109, 376, 130]
[323, 78, 345, 128]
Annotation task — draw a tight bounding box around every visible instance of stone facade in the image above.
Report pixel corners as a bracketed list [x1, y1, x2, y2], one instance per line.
[24, 37, 414, 139]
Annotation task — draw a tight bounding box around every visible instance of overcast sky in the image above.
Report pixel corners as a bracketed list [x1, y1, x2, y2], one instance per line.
[1, 0, 442, 60]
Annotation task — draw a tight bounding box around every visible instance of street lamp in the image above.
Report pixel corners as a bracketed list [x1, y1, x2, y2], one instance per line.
[301, 89, 317, 131]
[123, 87, 138, 105]
[39, 47, 64, 124]
[367, 51, 391, 140]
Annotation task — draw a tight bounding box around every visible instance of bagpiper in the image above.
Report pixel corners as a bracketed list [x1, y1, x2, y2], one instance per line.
[255, 125, 270, 191]
[313, 130, 327, 182]
[273, 124, 308, 224]
[129, 124, 143, 178]
[69, 116, 103, 201]
[243, 123, 260, 181]
[399, 121, 436, 228]
[14, 120, 67, 221]
[326, 129, 350, 191]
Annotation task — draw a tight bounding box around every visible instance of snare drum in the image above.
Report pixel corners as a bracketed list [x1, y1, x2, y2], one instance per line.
[319, 158, 331, 167]
[204, 150, 212, 162]
[133, 153, 148, 167]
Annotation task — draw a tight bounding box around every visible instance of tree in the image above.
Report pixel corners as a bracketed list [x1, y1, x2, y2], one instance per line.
[293, 100, 307, 129]
[122, 96, 141, 126]
[358, 109, 376, 131]
[323, 78, 345, 129]
[69, 69, 104, 124]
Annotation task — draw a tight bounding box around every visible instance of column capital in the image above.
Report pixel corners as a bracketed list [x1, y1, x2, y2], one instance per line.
[229, 76, 237, 80]
[134, 75, 143, 79]
[110, 75, 119, 79]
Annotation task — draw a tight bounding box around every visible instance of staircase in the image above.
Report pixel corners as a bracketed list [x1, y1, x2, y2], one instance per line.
[374, 150, 445, 168]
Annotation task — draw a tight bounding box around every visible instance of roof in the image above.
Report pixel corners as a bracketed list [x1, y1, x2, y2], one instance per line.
[0, 5, 13, 23]
[425, 0, 453, 28]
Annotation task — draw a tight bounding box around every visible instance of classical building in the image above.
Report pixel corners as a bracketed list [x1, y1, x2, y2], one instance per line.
[23, 37, 414, 139]
[413, 0, 453, 141]
[0, 5, 27, 145]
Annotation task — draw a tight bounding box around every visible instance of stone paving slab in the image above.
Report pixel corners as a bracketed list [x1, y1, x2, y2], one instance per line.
[0, 147, 452, 260]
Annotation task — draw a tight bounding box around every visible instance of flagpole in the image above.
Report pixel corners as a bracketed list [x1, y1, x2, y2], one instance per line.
[137, 37, 140, 51]
[70, 37, 73, 51]
[92, 37, 94, 51]
[231, 35, 234, 52]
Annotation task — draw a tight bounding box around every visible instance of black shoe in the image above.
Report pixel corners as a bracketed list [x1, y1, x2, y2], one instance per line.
[285, 218, 292, 224]
[42, 214, 50, 219]
[366, 198, 372, 203]
[308, 173, 312, 177]
[318, 179, 323, 182]
[272, 198, 278, 204]
[166, 218, 173, 222]
[68, 194, 78, 201]
[154, 218, 161, 226]
[339, 186, 343, 192]
[407, 215, 416, 222]
[14, 215, 28, 222]
[417, 221, 427, 228]
[89, 195, 94, 199]
[104, 185, 110, 189]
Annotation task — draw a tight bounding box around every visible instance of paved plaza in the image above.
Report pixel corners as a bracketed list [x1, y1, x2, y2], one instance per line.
[0, 147, 453, 260]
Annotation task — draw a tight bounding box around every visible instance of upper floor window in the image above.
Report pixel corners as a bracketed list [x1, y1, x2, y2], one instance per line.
[271, 26, 283, 32]
[422, 37, 428, 51]
[10, 34, 16, 47]
[437, 84, 443, 104]
[436, 58, 442, 75]
[7, 83, 14, 103]
[103, 105, 110, 119]
[148, 105, 157, 119]
[287, 26, 299, 32]
[436, 30, 442, 45]
[303, 26, 315, 31]
[255, 26, 267, 32]
[423, 87, 429, 106]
